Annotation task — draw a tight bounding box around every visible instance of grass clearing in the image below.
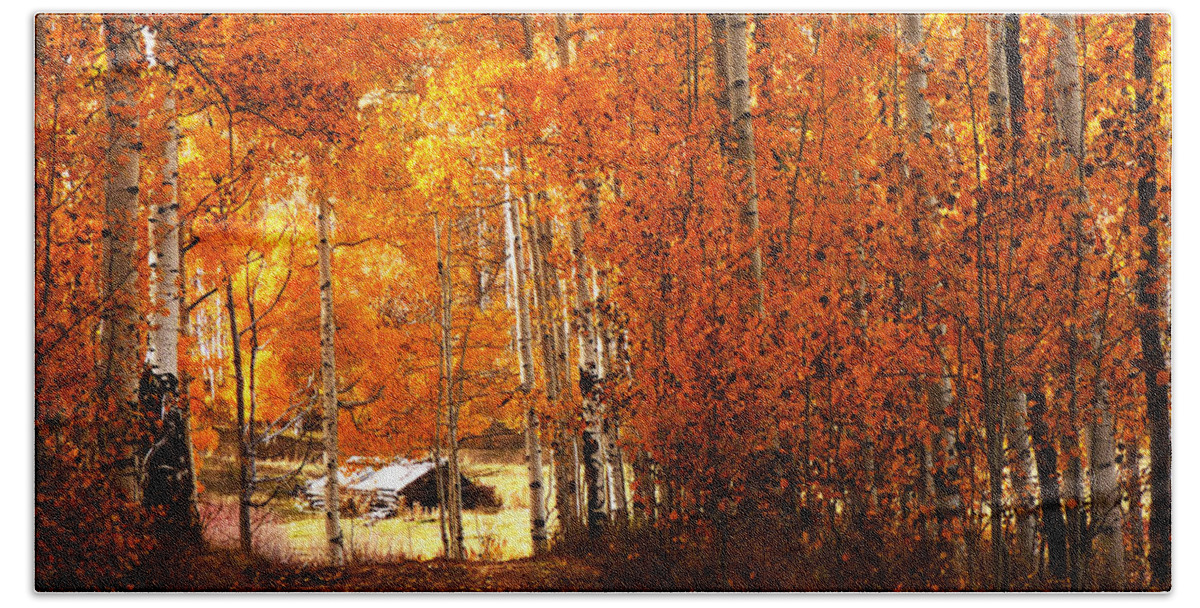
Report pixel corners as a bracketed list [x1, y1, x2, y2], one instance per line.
[223, 456, 549, 563]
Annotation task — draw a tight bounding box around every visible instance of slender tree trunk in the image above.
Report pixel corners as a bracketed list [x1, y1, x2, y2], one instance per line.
[528, 211, 562, 404]
[504, 149, 536, 393]
[568, 178, 608, 537]
[433, 396, 449, 556]
[434, 215, 465, 559]
[1125, 437, 1145, 584]
[900, 21, 961, 566]
[582, 394, 607, 535]
[1088, 379, 1125, 588]
[1050, 15, 1092, 590]
[1029, 389, 1069, 580]
[524, 403, 549, 553]
[605, 416, 628, 522]
[1007, 391, 1038, 584]
[315, 166, 344, 568]
[1133, 15, 1171, 591]
[501, 142, 549, 554]
[928, 374, 966, 581]
[178, 234, 202, 539]
[224, 280, 251, 555]
[142, 59, 201, 540]
[901, 14, 932, 143]
[99, 16, 143, 503]
[982, 16, 1013, 588]
[724, 13, 764, 315]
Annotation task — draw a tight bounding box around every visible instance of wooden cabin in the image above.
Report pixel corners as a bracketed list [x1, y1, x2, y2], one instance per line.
[304, 458, 497, 521]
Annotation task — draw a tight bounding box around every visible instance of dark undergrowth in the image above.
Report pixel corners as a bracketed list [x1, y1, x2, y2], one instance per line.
[553, 516, 1080, 592]
[40, 514, 1125, 591]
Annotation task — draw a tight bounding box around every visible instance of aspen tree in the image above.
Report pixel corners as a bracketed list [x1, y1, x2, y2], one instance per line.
[99, 15, 144, 502]
[1050, 15, 1110, 588]
[1088, 378, 1125, 588]
[143, 55, 200, 539]
[983, 14, 1013, 588]
[725, 14, 764, 315]
[224, 279, 252, 555]
[435, 214, 465, 559]
[900, 14, 965, 581]
[1133, 15, 1171, 591]
[501, 19, 549, 549]
[315, 160, 344, 567]
[1007, 391, 1038, 581]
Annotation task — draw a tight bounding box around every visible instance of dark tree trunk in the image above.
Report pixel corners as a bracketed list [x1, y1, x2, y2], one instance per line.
[1133, 15, 1171, 591]
[1028, 390, 1068, 581]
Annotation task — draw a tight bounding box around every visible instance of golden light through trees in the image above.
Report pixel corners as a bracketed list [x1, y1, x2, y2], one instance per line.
[35, 13, 1170, 592]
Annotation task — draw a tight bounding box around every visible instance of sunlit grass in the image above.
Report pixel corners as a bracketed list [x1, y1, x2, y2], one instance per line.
[284, 507, 533, 562]
[280, 460, 546, 563]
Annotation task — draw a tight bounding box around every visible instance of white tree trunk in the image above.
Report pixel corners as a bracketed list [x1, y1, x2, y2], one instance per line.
[501, 145, 548, 554]
[901, 14, 932, 143]
[725, 14, 764, 315]
[100, 16, 143, 503]
[316, 166, 344, 567]
[504, 149, 536, 392]
[147, 82, 180, 379]
[435, 215, 465, 559]
[524, 404, 549, 554]
[1050, 16, 1084, 158]
[1007, 390, 1038, 581]
[1088, 380, 1125, 588]
[144, 60, 201, 537]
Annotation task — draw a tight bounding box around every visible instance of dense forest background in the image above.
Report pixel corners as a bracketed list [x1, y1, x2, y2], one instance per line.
[32, 10, 1175, 592]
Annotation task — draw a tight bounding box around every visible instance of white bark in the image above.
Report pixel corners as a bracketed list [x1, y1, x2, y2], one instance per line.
[504, 149, 536, 391]
[524, 405, 549, 553]
[1007, 390, 1038, 579]
[435, 215, 465, 559]
[316, 166, 344, 567]
[147, 77, 180, 378]
[502, 180, 518, 314]
[501, 145, 548, 553]
[100, 16, 143, 502]
[1050, 15, 1083, 159]
[725, 14, 764, 315]
[901, 14, 933, 143]
[1088, 380, 1125, 588]
[144, 59, 200, 536]
[986, 16, 1010, 141]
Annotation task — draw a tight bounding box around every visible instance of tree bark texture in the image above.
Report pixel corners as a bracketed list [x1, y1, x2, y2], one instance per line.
[1133, 15, 1171, 591]
[435, 215, 465, 559]
[99, 16, 143, 503]
[1028, 389, 1069, 580]
[1088, 380, 1125, 588]
[723, 14, 764, 315]
[316, 170, 344, 567]
[224, 280, 252, 555]
[1007, 391, 1038, 583]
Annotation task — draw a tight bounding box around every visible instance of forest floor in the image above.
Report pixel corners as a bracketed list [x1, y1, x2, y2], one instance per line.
[135, 548, 605, 591]
[253, 556, 605, 592]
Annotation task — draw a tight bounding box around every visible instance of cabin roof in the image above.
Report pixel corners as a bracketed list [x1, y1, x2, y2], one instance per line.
[349, 460, 435, 493]
[306, 458, 441, 495]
